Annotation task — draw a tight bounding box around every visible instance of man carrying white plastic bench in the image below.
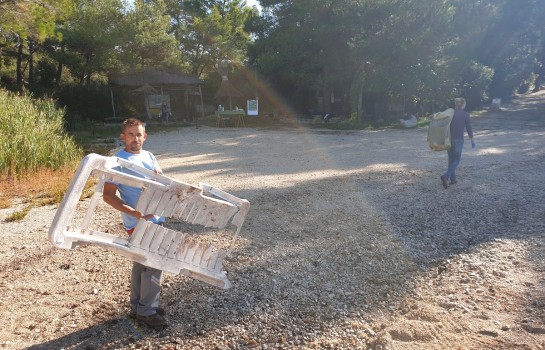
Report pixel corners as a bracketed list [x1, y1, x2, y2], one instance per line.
[103, 118, 167, 328]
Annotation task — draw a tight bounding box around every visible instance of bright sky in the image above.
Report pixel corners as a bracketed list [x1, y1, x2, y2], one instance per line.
[246, 0, 262, 10]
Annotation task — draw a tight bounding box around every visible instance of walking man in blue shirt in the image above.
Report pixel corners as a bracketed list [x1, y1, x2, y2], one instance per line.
[103, 118, 167, 328]
[441, 98, 476, 189]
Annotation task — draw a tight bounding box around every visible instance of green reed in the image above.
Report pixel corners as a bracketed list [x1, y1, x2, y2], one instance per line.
[0, 90, 83, 178]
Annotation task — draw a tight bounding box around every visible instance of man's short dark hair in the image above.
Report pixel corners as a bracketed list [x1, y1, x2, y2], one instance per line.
[122, 118, 145, 132]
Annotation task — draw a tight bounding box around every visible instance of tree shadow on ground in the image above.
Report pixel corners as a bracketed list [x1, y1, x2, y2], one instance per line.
[28, 91, 545, 348]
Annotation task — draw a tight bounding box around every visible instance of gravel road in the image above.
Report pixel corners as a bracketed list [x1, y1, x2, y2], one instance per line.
[1, 91, 544, 350]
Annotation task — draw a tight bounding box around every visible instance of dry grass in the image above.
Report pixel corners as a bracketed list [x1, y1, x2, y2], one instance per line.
[0, 166, 75, 202]
[0, 164, 94, 220]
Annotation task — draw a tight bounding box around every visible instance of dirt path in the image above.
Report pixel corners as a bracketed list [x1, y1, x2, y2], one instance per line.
[1, 91, 544, 349]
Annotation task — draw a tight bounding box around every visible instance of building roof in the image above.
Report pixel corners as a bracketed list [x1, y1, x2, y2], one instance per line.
[109, 68, 204, 87]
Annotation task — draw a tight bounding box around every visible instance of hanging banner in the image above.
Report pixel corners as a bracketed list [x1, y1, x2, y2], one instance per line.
[247, 99, 258, 116]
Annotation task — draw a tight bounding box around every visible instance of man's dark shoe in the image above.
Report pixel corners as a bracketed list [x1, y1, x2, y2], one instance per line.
[129, 307, 165, 319]
[440, 175, 449, 189]
[136, 313, 167, 328]
[450, 180, 457, 185]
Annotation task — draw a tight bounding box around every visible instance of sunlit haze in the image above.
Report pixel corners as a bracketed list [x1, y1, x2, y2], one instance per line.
[125, 0, 261, 11]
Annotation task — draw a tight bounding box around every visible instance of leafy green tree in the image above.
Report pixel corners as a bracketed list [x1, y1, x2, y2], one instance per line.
[167, 0, 254, 77]
[490, 0, 545, 96]
[53, 0, 126, 86]
[253, 0, 545, 118]
[349, 0, 459, 116]
[450, 0, 544, 99]
[119, 0, 180, 70]
[253, 0, 467, 117]
[251, 0, 361, 114]
[0, 0, 72, 89]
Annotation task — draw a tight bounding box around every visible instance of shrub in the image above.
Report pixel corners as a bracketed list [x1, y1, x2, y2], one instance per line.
[54, 83, 113, 127]
[0, 90, 83, 178]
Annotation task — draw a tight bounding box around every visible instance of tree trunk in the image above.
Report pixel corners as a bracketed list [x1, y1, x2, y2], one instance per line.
[322, 68, 331, 114]
[55, 44, 65, 86]
[532, 74, 543, 93]
[55, 61, 63, 86]
[323, 87, 332, 115]
[83, 50, 92, 87]
[28, 40, 34, 86]
[16, 41, 23, 89]
[357, 87, 364, 122]
[78, 63, 85, 85]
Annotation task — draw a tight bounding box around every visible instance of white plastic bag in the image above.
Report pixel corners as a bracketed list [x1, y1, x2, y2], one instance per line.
[427, 108, 454, 151]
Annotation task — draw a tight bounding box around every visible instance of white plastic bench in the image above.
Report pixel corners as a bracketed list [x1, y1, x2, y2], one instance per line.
[48, 153, 250, 289]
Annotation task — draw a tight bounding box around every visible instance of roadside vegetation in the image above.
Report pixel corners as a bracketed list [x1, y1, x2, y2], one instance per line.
[0, 90, 83, 219]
